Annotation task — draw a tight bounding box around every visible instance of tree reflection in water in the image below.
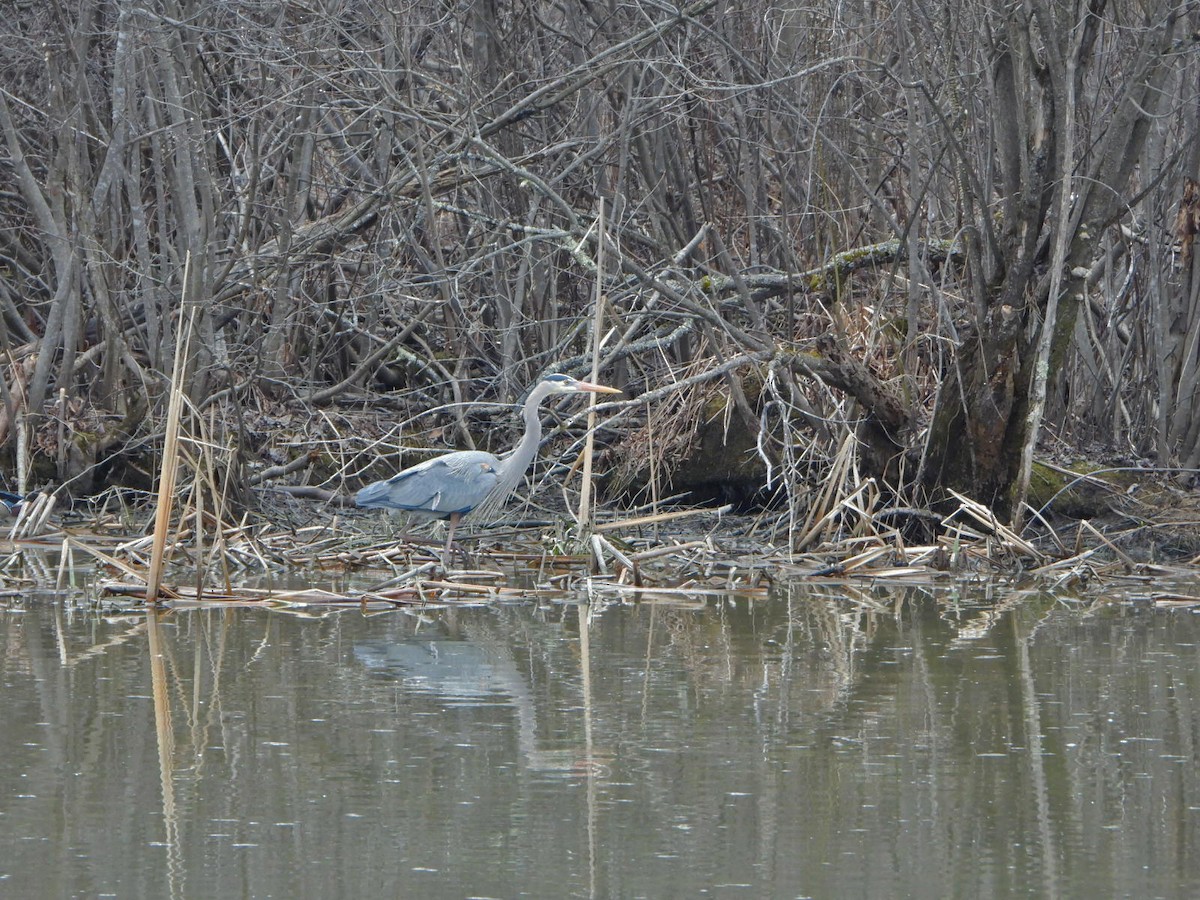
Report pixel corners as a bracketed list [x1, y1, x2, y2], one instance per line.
[0, 586, 1197, 898]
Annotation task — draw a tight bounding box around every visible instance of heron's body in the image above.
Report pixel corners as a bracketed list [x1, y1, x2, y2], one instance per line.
[355, 373, 620, 562]
[355, 451, 500, 520]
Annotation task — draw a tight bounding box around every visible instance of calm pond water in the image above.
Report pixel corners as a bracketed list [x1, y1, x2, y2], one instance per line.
[1, 583, 1199, 899]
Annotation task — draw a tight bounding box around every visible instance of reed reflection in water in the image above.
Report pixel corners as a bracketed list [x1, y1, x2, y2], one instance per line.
[0, 585, 1197, 898]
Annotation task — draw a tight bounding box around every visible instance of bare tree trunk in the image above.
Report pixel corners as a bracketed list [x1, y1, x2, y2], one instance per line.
[921, 0, 1182, 516]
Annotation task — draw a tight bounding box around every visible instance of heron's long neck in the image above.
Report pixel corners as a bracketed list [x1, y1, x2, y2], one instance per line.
[469, 383, 551, 522]
[508, 383, 547, 478]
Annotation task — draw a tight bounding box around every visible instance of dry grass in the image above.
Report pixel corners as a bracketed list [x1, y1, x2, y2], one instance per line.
[28, 480, 1180, 609]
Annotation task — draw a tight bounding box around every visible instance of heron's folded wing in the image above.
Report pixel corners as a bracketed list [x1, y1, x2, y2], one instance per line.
[356, 453, 499, 516]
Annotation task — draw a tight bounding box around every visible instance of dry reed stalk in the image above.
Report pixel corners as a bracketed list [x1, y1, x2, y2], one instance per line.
[54, 535, 72, 590]
[8, 490, 56, 539]
[1078, 518, 1136, 569]
[839, 490, 894, 546]
[646, 395, 660, 537]
[796, 444, 864, 549]
[626, 540, 709, 562]
[946, 490, 1044, 561]
[576, 201, 607, 536]
[185, 444, 206, 601]
[146, 258, 196, 603]
[589, 534, 608, 575]
[191, 407, 236, 593]
[793, 432, 857, 551]
[1030, 549, 1100, 575]
[66, 536, 149, 581]
[145, 384, 184, 600]
[594, 534, 637, 582]
[593, 503, 733, 532]
[1020, 502, 1069, 556]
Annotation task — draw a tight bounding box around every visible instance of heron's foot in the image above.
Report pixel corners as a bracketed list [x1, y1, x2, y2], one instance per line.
[439, 540, 477, 571]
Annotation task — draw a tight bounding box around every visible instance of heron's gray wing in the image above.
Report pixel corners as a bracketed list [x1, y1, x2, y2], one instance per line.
[464, 454, 528, 525]
[356, 451, 500, 517]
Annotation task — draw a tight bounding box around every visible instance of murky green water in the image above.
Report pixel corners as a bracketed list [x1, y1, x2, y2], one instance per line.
[2, 584, 1199, 898]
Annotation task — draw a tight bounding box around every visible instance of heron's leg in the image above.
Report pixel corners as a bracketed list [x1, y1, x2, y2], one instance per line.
[442, 512, 461, 567]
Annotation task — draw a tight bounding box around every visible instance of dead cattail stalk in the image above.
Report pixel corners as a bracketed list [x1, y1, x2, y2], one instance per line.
[8, 490, 56, 539]
[146, 256, 196, 603]
[577, 201, 608, 535]
[794, 433, 857, 552]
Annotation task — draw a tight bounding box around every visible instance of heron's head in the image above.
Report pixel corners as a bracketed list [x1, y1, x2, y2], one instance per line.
[541, 373, 622, 395]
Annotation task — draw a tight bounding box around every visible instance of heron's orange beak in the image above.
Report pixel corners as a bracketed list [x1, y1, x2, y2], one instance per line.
[574, 380, 622, 394]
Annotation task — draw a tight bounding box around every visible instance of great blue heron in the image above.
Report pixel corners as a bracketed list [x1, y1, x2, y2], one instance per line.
[355, 373, 621, 561]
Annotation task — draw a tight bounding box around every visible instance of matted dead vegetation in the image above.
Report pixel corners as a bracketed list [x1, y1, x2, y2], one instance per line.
[3, 448, 1198, 611]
